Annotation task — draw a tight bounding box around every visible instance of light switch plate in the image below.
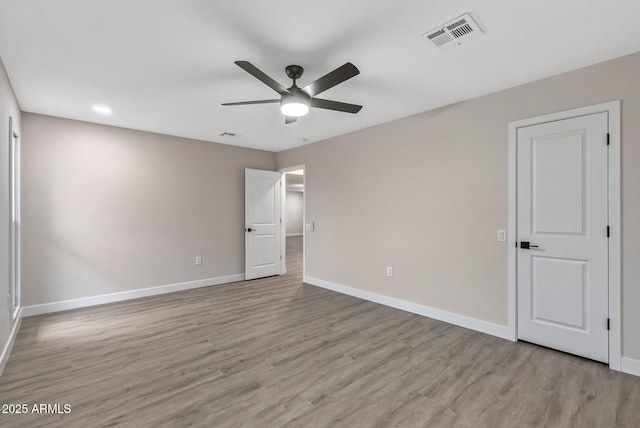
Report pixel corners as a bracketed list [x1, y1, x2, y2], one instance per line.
[497, 229, 507, 242]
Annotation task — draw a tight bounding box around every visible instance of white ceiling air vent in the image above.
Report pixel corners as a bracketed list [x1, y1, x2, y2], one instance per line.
[422, 13, 483, 52]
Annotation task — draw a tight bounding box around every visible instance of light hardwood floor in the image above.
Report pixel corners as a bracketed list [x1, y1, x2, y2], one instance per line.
[1, 236, 639, 427]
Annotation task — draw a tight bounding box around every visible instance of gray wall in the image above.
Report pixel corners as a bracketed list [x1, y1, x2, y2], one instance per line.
[22, 114, 276, 306]
[277, 52, 640, 360]
[286, 191, 303, 236]
[0, 56, 21, 358]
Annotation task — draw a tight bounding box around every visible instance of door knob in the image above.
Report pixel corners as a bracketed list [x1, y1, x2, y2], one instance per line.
[520, 241, 539, 249]
[246, 227, 255, 232]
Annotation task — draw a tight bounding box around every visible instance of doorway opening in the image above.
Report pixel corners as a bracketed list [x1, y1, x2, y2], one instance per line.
[279, 165, 305, 279]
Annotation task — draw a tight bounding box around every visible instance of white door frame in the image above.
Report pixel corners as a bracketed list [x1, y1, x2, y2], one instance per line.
[8, 116, 21, 325]
[279, 164, 306, 277]
[507, 100, 621, 370]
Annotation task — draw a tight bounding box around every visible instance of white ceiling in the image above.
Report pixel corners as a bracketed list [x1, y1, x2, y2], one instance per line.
[1, 1, 640, 152]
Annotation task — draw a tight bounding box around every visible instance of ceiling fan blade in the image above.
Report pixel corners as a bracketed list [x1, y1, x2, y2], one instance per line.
[303, 63, 360, 97]
[221, 99, 280, 106]
[285, 116, 298, 125]
[310, 98, 362, 114]
[235, 61, 289, 95]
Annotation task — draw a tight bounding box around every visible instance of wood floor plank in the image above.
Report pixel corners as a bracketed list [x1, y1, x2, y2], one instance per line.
[0, 236, 639, 427]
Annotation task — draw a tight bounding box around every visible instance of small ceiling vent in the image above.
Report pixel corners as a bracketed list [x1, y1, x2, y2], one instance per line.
[422, 13, 483, 52]
[219, 132, 240, 138]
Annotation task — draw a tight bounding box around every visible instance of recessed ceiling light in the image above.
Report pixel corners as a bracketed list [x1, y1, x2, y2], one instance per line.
[92, 104, 112, 115]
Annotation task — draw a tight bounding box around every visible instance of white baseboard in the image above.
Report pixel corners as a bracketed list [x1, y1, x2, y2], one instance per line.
[304, 276, 512, 341]
[0, 307, 23, 379]
[286, 233, 303, 237]
[23, 274, 245, 317]
[621, 357, 640, 378]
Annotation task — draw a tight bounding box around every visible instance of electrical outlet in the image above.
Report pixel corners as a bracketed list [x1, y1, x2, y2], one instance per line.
[386, 266, 393, 277]
[195, 256, 202, 265]
[497, 229, 507, 242]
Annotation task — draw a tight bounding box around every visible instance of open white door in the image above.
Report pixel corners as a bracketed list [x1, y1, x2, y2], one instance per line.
[245, 168, 282, 280]
[516, 112, 609, 363]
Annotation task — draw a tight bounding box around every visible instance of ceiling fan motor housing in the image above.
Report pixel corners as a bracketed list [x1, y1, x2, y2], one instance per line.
[282, 87, 310, 103]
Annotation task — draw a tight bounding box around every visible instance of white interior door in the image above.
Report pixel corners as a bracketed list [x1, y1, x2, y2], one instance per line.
[517, 112, 609, 363]
[245, 168, 282, 280]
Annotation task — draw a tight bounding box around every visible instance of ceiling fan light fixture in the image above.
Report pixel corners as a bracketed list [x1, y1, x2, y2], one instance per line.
[280, 94, 309, 117]
[280, 101, 309, 117]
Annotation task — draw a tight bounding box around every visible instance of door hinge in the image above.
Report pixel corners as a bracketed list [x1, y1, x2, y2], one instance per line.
[606, 133, 610, 146]
[607, 225, 610, 238]
[607, 318, 610, 331]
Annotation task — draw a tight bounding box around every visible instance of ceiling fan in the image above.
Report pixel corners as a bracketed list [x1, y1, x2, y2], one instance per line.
[222, 61, 362, 124]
